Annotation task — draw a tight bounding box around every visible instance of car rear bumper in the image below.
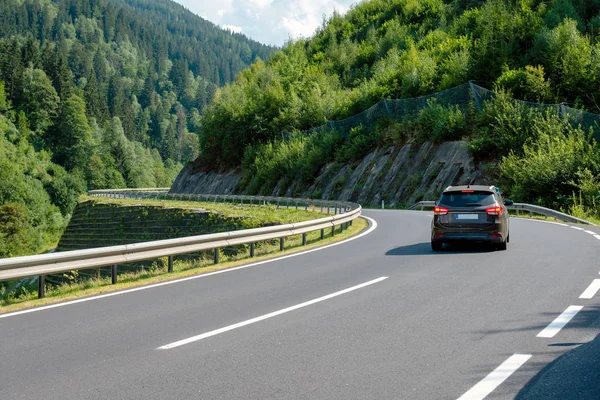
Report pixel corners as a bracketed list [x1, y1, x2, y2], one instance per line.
[431, 232, 504, 243]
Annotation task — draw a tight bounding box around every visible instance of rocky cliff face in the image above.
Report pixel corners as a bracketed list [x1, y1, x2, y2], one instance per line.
[170, 160, 242, 195]
[171, 141, 484, 207]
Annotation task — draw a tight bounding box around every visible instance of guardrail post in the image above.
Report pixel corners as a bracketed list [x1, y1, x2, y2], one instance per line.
[214, 248, 220, 264]
[38, 276, 45, 298]
[280, 237, 285, 251]
[321, 229, 325, 240]
[111, 265, 117, 284]
[250, 243, 255, 257]
[302, 233, 307, 246]
[332, 225, 335, 236]
[168, 256, 173, 273]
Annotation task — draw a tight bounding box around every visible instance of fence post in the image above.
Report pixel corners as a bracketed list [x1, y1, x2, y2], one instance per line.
[111, 265, 117, 284]
[214, 248, 220, 264]
[280, 237, 285, 251]
[331, 225, 335, 236]
[469, 81, 482, 111]
[38, 276, 45, 299]
[168, 256, 173, 273]
[383, 98, 392, 117]
[560, 102, 568, 119]
[302, 233, 307, 246]
[250, 243, 255, 257]
[321, 229, 325, 240]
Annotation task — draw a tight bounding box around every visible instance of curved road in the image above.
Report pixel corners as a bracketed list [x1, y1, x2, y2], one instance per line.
[1, 210, 599, 399]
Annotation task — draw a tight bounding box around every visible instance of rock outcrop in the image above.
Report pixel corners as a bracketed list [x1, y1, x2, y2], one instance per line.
[170, 141, 484, 207]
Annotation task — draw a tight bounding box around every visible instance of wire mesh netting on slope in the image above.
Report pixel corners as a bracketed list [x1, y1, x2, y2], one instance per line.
[283, 82, 600, 141]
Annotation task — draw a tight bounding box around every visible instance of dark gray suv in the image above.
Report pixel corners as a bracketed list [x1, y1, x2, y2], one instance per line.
[431, 185, 512, 251]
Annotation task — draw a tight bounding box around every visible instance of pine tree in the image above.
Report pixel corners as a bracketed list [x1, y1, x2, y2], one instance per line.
[51, 94, 92, 170]
[1, 38, 25, 103]
[84, 70, 108, 121]
[22, 35, 41, 68]
[107, 74, 125, 117]
[139, 74, 154, 109]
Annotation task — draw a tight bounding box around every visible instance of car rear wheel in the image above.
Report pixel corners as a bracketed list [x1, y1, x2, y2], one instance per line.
[496, 240, 507, 251]
[431, 241, 443, 251]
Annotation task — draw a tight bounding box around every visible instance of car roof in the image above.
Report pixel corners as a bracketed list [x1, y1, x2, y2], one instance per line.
[443, 185, 496, 193]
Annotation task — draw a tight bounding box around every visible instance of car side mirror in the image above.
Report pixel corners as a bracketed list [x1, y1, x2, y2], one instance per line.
[504, 199, 514, 206]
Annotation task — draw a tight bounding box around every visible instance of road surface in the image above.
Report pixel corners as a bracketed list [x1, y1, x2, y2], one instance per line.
[1, 210, 599, 399]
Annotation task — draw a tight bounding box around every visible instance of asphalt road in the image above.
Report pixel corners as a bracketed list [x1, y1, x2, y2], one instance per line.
[1, 210, 599, 400]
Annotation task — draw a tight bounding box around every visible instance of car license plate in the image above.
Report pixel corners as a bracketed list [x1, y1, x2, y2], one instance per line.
[456, 214, 479, 220]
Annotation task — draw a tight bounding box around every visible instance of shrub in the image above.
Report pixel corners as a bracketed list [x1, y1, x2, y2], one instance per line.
[495, 65, 552, 102]
[499, 123, 599, 210]
[414, 99, 467, 142]
[469, 90, 539, 157]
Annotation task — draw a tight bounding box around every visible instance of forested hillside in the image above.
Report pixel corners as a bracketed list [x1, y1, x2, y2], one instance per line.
[199, 0, 600, 221]
[0, 0, 274, 257]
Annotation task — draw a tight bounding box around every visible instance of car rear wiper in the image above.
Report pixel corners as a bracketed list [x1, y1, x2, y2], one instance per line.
[465, 203, 482, 207]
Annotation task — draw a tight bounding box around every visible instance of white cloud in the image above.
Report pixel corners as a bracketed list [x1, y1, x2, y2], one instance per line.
[173, 0, 354, 46]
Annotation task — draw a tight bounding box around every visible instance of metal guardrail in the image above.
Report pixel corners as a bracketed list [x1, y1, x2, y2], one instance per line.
[0, 192, 362, 299]
[408, 201, 595, 225]
[88, 189, 356, 214]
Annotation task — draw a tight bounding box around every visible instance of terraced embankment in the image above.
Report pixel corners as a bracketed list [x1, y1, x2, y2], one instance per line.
[57, 200, 240, 252]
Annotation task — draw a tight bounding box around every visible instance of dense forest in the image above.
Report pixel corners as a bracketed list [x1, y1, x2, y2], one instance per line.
[0, 0, 274, 257]
[200, 0, 600, 220]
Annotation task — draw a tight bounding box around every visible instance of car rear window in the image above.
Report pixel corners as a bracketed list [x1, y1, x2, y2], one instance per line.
[439, 191, 496, 207]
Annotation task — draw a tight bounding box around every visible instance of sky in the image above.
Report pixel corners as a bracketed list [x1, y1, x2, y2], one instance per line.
[173, 0, 357, 47]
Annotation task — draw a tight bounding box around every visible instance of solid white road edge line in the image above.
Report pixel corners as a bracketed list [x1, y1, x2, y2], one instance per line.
[579, 279, 600, 299]
[537, 305, 583, 338]
[157, 276, 389, 350]
[570, 226, 585, 231]
[584, 230, 597, 235]
[0, 217, 379, 320]
[594, 235, 600, 240]
[456, 354, 532, 400]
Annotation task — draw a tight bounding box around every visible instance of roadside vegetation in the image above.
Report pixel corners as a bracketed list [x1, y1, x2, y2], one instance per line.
[0, 0, 274, 258]
[201, 0, 600, 221]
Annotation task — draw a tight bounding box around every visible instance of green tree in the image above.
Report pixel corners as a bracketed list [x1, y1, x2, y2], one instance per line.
[0, 81, 10, 113]
[52, 94, 93, 169]
[495, 65, 552, 102]
[20, 66, 60, 135]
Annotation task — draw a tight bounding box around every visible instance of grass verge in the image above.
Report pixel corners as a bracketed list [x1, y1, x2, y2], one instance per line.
[78, 195, 324, 227]
[0, 217, 368, 314]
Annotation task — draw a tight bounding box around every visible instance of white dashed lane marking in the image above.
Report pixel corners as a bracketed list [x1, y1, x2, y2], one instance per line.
[537, 306, 583, 338]
[456, 354, 532, 400]
[580, 279, 600, 299]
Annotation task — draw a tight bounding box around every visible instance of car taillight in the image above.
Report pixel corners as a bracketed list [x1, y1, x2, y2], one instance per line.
[486, 206, 503, 216]
[434, 206, 449, 215]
